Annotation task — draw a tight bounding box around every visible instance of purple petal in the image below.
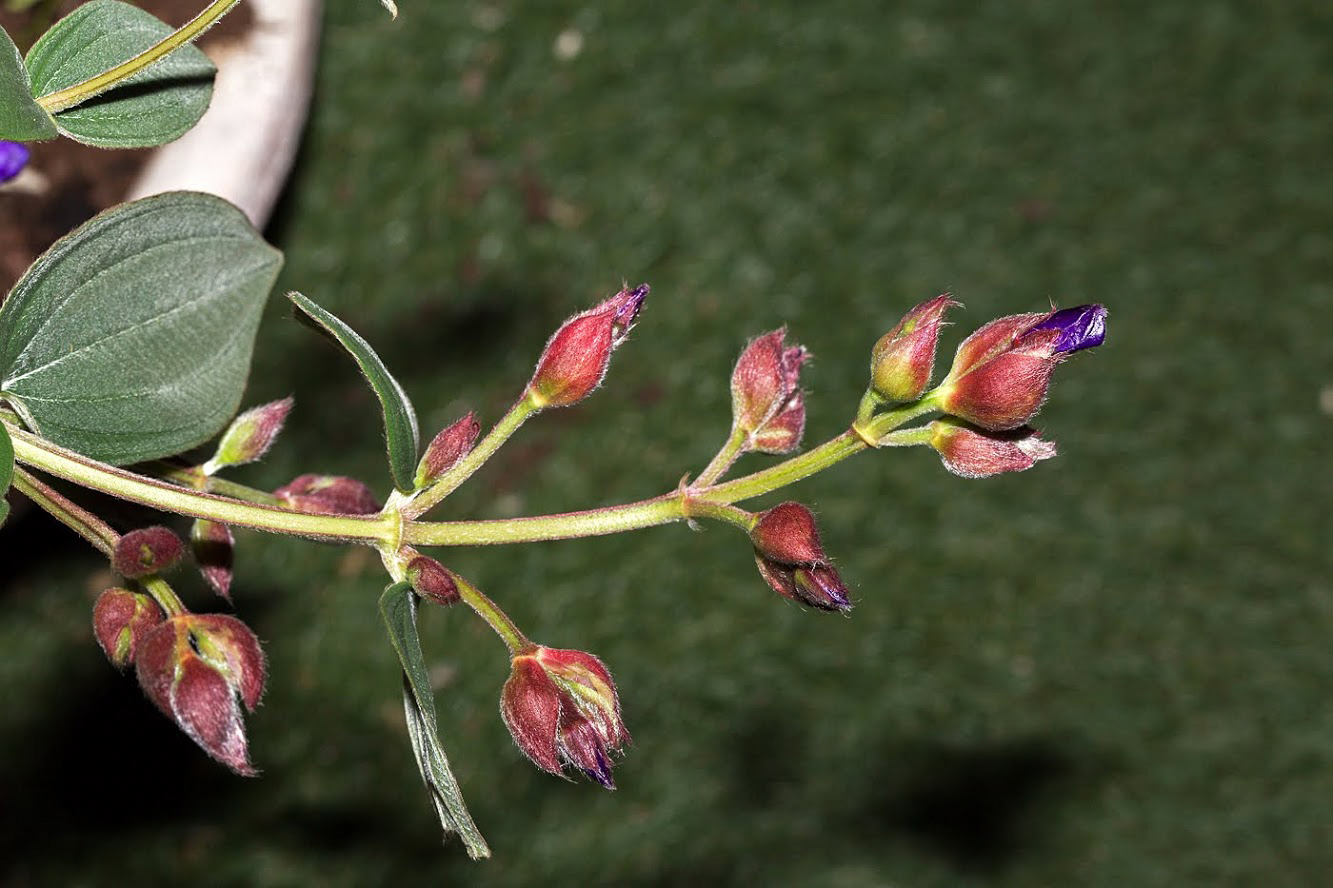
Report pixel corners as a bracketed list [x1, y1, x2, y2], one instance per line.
[1028, 304, 1107, 354]
[0, 141, 29, 183]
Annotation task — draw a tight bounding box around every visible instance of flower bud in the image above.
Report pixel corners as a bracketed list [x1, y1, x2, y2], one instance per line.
[929, 418, 1057, 478]
[748, 391, 806, 455]
[135, 614, 266, 775]
[500, 646, 629, 788]
[0, 141, 28, 184]
[528, 284, 648, 408]
[112, 526, 186, 579]
[750, 502, 851, 611]
[274, 474, 380, 515]
[730, 329, 809, 442]
[405, 553, 460, 606]
[191, 519, 235, 601]
[869, 294, 957, 403]
[938, 304, 1107, 431]
[93, 588, 164, 670]
[414, 412, 480, 489]
[204, 397, 293, 473]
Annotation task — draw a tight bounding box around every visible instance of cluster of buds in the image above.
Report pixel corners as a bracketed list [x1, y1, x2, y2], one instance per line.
[750, 502, 851, 611]
[730, 329, 809, 454]
[500, 646, 630, 788]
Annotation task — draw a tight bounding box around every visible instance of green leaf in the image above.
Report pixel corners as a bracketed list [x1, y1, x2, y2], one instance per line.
[24, 0, 215, 148]
[379, 582, 490, 859]
[0, 25, 57, 140]
[288, 292, 420, 493]
[0, 421, 12, 527]
[0, 191, 281, 465]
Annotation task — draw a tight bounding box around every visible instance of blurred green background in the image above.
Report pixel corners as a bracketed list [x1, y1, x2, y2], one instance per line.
[3, 0, 1331, 885]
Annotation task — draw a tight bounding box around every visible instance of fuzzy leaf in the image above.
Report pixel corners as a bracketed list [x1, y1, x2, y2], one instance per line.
[379, 582, 490, 859]
[288, 292, 419, 492]
[25, 0, 215, 148]
[0, 26, 57, 141]
[0, 192, 281, 464]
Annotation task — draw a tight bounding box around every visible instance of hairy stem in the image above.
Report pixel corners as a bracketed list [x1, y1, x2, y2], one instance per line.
[694, 425, 747, 487]
[36, 0, 242, 114]
[10, 466, 119, 556]
[454, 574, 530, 654]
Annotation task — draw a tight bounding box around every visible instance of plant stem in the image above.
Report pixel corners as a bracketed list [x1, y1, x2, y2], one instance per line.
[141, 576, 188, 617]
[36, 0, 242, 114]
[148, 461, 283, 506]
[694, 425, 746, 487]
[7, 423, 393, 544]
[403, 394, 539, 519]
[454, 574, 530, 654]
[10, 466, 118, 556]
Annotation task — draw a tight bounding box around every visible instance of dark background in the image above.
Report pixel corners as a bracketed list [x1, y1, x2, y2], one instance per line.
[3, 1, 1330, 885]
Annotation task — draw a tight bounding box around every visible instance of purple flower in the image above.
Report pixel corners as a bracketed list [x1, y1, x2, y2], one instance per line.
[0, 141, 29, 183]
[1027, 305, 1107, 355]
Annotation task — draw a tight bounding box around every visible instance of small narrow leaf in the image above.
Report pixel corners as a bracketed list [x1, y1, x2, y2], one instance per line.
[0, 192, 282, 465]
[380, 582, 490, 859]
[288, 292, 419, 492]
[25, 0, 215, 148]
[0, 26, 57, 141]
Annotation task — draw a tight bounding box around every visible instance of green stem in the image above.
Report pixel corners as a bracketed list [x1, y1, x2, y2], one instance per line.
[36, 0, 241, 114]
[141, 576, 188, 617]
[148, 460, 283, 506]
[10, 466, 119, 557]
[855, 387, 884, 425]
[403, 394, 539, 519]
[694, 425, 747, 487]
[7, 423, 393, 544]
[454, 574, 530, 654]
[682, 498, 755, 532]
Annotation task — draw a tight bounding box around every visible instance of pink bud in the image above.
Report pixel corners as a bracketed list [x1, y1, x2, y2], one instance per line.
[405, 554, 460, 606]
[730, 328, 809, 440]
[869, 294, 956, 403]
[749, 390, 806, 455]
[205, 397, 293, 473]
[135, 614, 266, 775]
[500, 646, 629, 788]
[929, 419, 1057, 478]
[274, 474, 380, 515]
[92, 588, 164, 670]
[112, 526, 186, 579]
[414, 412, 480, 488]
[191, 519, 235, 601]
[528, 284, 648, 408]
[750, 502, 851, 611]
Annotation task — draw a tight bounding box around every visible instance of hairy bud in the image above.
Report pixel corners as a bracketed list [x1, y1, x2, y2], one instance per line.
[112, 526, 186, 579]
[405, 554, 461, 606]
[93, 588, 164, 670]
[869, 294, 956, 403]
[929, 419, 1057, 478]
[750, 502, 851, 611]
[191, 519, 235, 601]
[275, 474, 380, 515]
[204, 397, 293, 473]
[414, 412, 480, 489]
[528, 285, 648, 408]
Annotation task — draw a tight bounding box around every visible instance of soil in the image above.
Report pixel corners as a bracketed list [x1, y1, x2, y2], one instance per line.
[0, 0, 254, 295]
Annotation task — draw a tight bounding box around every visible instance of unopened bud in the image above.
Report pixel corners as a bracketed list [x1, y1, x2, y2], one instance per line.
[929, 419, 1057, 478]
[204, 397, 293, 473]
[414, 412, 480, 488]
[93, 588, 164, 669]
[405, 554, 461, 606]
[750, 502, 851, 611]
[749, 391, 806, 454]
[730, 329, 808, 440]
[191, 519, 235, 601]
[112, 526, 186, 578]
[274, 474, 380, 515]
[135, 614, 266, 775]
[869, 294, 956, 403]
[528, 284, 648, 408]
[938, 305, 1107, 431]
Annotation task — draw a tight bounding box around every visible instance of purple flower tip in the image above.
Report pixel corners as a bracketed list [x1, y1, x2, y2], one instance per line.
[0, 141, 29, 184]
[1030, 304, 1107, 354]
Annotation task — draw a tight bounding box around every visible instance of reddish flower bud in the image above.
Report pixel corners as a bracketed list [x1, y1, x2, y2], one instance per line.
[414, 412, 480, 489]
[135, 614, 266, 775]
[528, 284, 648, 408]
[405, 554, 460, 606]
[274, 474, 380, 515]
[749, 390, 806, 455]
[204, 397, 293, 473]
[869, 294, 957, 403]
[112, 526, 186, 578]
[750, 502, 851, 611]
[500, 646, 629, 788]
[730, 329, 809, 444]
[929, 418, 1057, 478]
[93, 588, 164, 670]
[191, 519, 235, 601]
[938, 305, 1106, 431]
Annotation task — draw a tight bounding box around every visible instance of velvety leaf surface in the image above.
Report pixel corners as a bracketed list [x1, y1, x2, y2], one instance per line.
[0, 25, 56, 140]
[0, 192, 281, 464]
